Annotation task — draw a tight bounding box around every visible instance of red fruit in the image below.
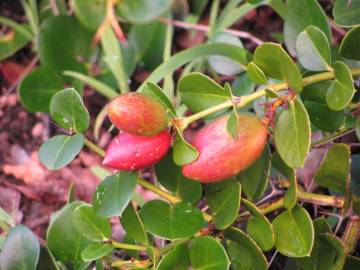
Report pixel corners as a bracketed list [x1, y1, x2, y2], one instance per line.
[102, 130, 171, 171]
[182, 114, 268, 183]
[108, 92, 168, 136]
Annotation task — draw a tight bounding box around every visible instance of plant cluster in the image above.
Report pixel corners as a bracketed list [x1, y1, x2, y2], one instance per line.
[1, 0, 360, 269]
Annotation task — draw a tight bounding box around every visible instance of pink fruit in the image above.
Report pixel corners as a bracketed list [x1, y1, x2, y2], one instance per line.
[108, 92, 168, 136]
[182, 114, 268, 183]
[102, 130, 171, 171]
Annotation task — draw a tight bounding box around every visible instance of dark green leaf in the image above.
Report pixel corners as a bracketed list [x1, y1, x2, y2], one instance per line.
[319, 233, 346, 270]
[92, 172, 137, 217]
[247, 62, 267, 84]
[205, 180, 241, 230]
[344, 256, 360, 270]
[39, 133, 84, 170]
[140, 200, 204, 240]
[71, 0, 105, 31]
[18, 66, 64, 113]
[333, 0, 360, 27]
[50, 88, 90, 132]
[37, 246, 59, 270]
[340, 25, 360, 60]
[81, 243, 113, 262]
[157, 244, 190, 270]
[0, 225, 40, 270]
[121, 202, 148, 245]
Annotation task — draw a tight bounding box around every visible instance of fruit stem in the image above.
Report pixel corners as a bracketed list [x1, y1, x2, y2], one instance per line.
[181, 68, 360, 130]
[136, 178, 181, 204]
[110, 239, 148, 251]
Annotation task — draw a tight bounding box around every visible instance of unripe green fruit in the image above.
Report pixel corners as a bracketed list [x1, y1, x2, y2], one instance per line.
[182, 114, 268, 183]
[108, 92, 168, 136]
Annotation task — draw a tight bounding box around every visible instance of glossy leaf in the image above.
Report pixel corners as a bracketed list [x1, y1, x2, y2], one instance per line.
[333, 0, 360, 27]
[189, 236, 230, 270]
[296, 25, 331, 71]
[247, 61, 267, 84]
[157, 244, 190, 270]
[274, 99, 311, 168]
[121, 202, 148, 245]
[273, 205, 314, 257]
[47, 201, 92, 263]
[253, 43, 303, 92]
[319, 234, 346, 270]
[155, 151, 202, 203]
[18, 66, 64, 113]
[172, 132, 199, 166]
[224, 227, 268, 270]
[140, 200, 204, 240]
[92, 172, 137, 217]
[81, 243, 113, 262]
[71, 0, 105, 31]
[236, 145, 270, 201]
[73, 204, 111, 242]
[39, 133, 84, 170]
[0, 225, 40, 270]
[205, 180, 241, 230]
[315, 143, 350, 194]
[50, 88, 90, 132]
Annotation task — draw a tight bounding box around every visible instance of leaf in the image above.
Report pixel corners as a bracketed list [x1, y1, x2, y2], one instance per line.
[172, 132, 199, 166]
[356, 117, 360, 141]
[121, 202, 148, 245]
[37, 246, 59, 270]
[296, 25, 331, 71]
[178, 72, 229, 114]
[224, 227, 268, 270]
[344, 256, 360, 270]
[314, 143, 350, 194]
[319, 234, 346, 270]
[284, 170, 297, 210]
[50, 88, 90, 132]
[71, 0, 105, 31]
[116, 0, 173, 24]
[208, 32, 245, 76]
[272, 205, 314, 257]
[226, 110, 240, 139]
[141, 82, 176, 116]
[155, 151, 202, 204]
[157, 244, 190, 270]
[140, 200, 204, 240]
[326, 61, 355, 111]
[189, 236, 230, 270]
[47, 201, 92, 263]
[205, 180, 241, 230]
[340, 25, 360, 60]
[73, 204, 111, 242]
[283, 0, 331, 55]
[18, 66, 64, 112]
[333, 0, 360, 27]
[0, 207, 15, 227]
[247, 62, 267, 84]
[253, 43, 303, 92]
[274, 99, 311, 168]
[236, 145, 270, 201]
[39, 133, 84, 170]
[81, 243, 113, 262]
[92, 172, 137, 217]
[0, 225, 40, 270]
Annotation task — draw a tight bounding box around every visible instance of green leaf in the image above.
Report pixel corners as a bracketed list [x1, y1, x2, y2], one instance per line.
[208, 32, 245, 76]
[296, 25, 331, 71]
[283, 0, 331, 55]
[326, 61, 355, 111]
[116, 0, 173, 24]
[253, 43, 303, 92]
[236, 145, 270, 201]
[340, 25, 360, 60]
[226, 110, 240, 139]
[205, 180, 241, 230]
[314, 143, 350, 194]
[0, 207, 15, 227]
[18, 66, 64, 112]
[92, 172, 137, 217]
[121, 202, 148, 245]
[38, 16, 92, 77]
[39, 133, 84, 170]
[344, 256, 360, 270]
[272, 205, 314, 257]
[224, 227, 268, 270]
[71, 0, 105, 31]
[284, 170, 297, 210]
[247, 62, 267, 84]
[356, 117, 360, 141]
[0, 225, 40, 270]
[37, 246, 59, 270]
[73, 204, 111, 242]
[274, 99, 311, 168]
[140, 200, 204, 240]
[47, 201, 92, 263]
[333, 0, 360, 27]
[50, 88, 90, 132]
[178, 72, 229, 114]
[242, 199, 274, 251]
[155, 151, 202, 203]
[141, 82, 176, 116]
[172, 133, 199, 166]
[81, 243, 113, 262]
[319, 234, 346, 270]
[189, 236, 230, 270]
[157, 244, 190, 270]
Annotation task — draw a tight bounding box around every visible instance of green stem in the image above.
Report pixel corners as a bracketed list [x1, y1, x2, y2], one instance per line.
[137, 178, 180, 204]
[297, 189, 344, 208]
[311, 128, 355, 147]
[84, 138, 105, 157]
[110, 239, 148, 252]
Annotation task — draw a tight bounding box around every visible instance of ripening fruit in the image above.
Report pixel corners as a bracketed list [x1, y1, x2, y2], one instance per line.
[182, 114, 268, 183]
[102, 130, 171, 171]
[108, 92, 168, 136]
